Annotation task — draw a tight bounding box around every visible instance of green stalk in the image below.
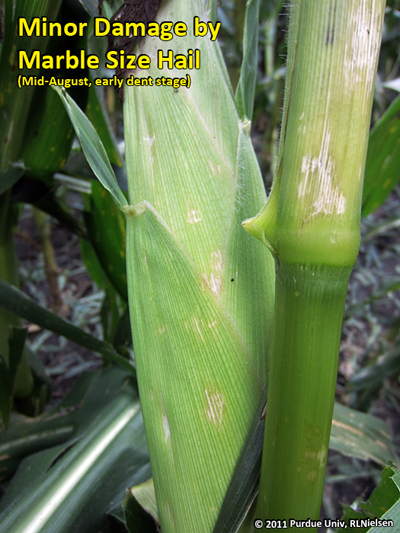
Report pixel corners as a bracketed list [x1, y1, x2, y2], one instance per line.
[244, 0, 386, 527]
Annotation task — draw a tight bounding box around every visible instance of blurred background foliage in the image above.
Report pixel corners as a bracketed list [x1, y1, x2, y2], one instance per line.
[0, 0, 399, 531]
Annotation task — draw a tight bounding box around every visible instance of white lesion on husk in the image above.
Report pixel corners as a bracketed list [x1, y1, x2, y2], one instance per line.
[160, 397, 174, 464]
[205, 389, 225, 426]
[211, 250, 223, 272]
[143, 132, 156, 187]
[162, 413, 171, 443]
[187, 209, 202, 224]
[298, 125, 346, 220]
[201, 250, 223, 297]
[185, 198, 202, 224]
[192, 316, 205, 342]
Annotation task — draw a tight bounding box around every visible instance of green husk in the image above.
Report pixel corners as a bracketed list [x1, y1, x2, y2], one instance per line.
[123, 0, 275, 530]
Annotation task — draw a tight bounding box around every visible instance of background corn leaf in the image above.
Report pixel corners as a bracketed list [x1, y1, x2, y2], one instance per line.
[77, 0, 98, 17]
[22, 85, 76, 182]
[54, 87, 127, 209]
[0, 278, 134, 374]
[0, 167, 25, 196]
[0, 367, 151, 533]
[11, 177, 88, 239]
[124, 479, 159, 533]
[0, 413, 75, 481]
[349, 342, 400, 396]
[0, 327, 27, 426]
[337, 463, 400, 532]
[0, 0, 63, 170]
[330, 403, 398, 467]
[362, 94, 400, 216]
[0, 367, 138, 481]
[235, 0, 261, 122]
[368, 466, 400, 532]
[86, 82, 124, 168]
[83, 180, 128, 300]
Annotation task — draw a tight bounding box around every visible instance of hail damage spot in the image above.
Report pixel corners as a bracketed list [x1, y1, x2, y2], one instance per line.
[205, 389, 224, 426]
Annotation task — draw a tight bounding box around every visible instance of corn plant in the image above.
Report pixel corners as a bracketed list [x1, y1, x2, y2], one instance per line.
[52, 0, 391, 530]
[1, 0, 400, 531]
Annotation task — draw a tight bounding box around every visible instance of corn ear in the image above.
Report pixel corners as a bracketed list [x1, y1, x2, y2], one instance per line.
[123, 0, 275, 530]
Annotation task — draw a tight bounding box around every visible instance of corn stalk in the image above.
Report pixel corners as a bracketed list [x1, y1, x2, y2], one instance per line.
[244, 0, 386, 527]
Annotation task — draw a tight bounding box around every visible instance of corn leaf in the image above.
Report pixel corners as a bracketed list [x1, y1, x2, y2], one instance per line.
[86, 82, 124, 167]
[349, 343, 400, 394]
[53, 87, 127, 209]
[0, 278, 134, 374]
[0, 166, 25, 195]
[235, 0, 261, 122]
[0, 0, 63, 169]
[362, 94, 400, 216]
[0, 327, 27, 426]
[330, 403, 398, 467]
[78, 0, 99, 17]
[22, 85, 76, 182]
[0, 368, 150, 533]
[337, 463, 400, 532]
[83, 180, 127, 300]
[124, 479, 159, 533]
[213, 385, 268, 533]
[0, 367, 137, 481]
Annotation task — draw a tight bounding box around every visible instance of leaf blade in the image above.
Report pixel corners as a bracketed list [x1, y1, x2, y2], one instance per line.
[53, 87, 127, 209]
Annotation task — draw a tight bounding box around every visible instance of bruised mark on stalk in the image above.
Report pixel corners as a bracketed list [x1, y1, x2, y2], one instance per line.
[307, 470, 317, 483]
[344, 4, 383, 92]
[298, 125, 346, 220]
[325, 2, 337, 45]
[205, 389, 224, 426]
[317, 446, 327, 467]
